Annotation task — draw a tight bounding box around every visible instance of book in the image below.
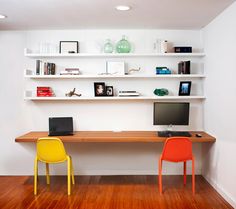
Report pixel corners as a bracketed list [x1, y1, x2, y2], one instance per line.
[37, 87, 51, 90]
[118, 91, 140, 96]
[36, 60, 40, 75]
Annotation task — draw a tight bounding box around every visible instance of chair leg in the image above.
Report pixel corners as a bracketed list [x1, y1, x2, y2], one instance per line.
[34, 157, 38, 195]
[70, 156, 75, 185]
[46, 163, 50, 185]
[183, 161, 187, 185]
[192, 157, 195, 194]
[158, 158, 162, 194]
[67, 156, 71, 195]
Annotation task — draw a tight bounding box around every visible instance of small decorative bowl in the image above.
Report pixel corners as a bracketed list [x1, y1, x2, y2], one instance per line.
[153, 88, 169, 96]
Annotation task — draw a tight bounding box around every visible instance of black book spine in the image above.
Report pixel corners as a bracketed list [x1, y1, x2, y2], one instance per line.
[47, 63, 51, 75]
[36, 60, 40, 75]
[51, 63, 56, 75]
[178, 62, 183, 74]
[44, 62, 48, 75]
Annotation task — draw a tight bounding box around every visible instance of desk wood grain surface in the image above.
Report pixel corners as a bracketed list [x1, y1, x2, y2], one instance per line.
[15, 131, 216, 143]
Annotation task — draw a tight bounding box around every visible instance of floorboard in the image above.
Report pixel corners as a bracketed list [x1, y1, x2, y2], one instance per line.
[0, 175, 233, 209]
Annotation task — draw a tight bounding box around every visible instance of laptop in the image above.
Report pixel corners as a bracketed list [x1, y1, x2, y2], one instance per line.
[48, 117, 74, 136]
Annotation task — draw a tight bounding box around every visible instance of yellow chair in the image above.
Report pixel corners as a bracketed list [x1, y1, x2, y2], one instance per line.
[34, 137, 75, 195]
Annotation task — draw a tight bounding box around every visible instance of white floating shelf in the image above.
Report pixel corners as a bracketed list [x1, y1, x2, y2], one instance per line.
[24, 74, 206, 79]
[24, 96, 206, 101]
[24, 51, 205, 58]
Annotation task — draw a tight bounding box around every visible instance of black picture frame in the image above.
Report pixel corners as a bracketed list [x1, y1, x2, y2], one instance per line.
[94, 82, 106, 96]
[179, 81, 192, 96]
[106, 86, 114, 96]
[59, 41, 79, 54]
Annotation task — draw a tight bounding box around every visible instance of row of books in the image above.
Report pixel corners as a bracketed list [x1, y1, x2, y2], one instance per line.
[37, 87, 55, 97]
[36, 60, 56, 75]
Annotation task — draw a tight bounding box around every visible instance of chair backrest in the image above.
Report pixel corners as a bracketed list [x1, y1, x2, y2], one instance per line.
[161, 137, 193, 162]
[36, 137, 67, 163]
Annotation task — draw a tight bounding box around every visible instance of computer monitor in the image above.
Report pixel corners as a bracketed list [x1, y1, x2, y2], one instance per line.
[153, 102, 189, 126]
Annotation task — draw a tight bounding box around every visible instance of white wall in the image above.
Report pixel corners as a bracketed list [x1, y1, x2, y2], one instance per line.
[203, 2, 236, 208]
[0, 29, 204, 176]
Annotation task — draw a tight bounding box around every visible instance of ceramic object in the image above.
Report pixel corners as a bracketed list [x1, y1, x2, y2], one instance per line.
[153, 88, 169, 96]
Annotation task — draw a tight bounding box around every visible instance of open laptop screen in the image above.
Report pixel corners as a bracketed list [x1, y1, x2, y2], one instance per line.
[49, 117, 73, 136]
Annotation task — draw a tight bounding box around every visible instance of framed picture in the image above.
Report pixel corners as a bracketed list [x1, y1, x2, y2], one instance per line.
[59, 41, 79, 54]
[106, 86, 114, 96]
[94, 82, 106, 96]
[179, 81, 192, 96]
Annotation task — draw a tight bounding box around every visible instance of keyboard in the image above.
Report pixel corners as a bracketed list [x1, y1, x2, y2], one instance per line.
[158, 131, 191, 137]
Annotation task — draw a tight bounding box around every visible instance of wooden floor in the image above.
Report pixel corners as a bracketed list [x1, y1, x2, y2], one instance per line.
[0, 175, 233, 209]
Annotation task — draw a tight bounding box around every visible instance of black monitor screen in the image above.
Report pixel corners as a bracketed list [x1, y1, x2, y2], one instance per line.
[153, 102, 189, 126]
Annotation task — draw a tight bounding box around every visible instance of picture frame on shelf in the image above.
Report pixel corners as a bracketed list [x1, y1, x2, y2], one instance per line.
[106, 86, 114, 96]
[94, 82, 106, 96]
[59, 41, 79, 54]
[179, 81, 192, 96]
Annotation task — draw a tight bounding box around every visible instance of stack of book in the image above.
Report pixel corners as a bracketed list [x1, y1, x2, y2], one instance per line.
[60, 68, 80, 75]
[37, 87, 54, 97]
[156, 67, 171, 74]
[118, 91, 140, 97]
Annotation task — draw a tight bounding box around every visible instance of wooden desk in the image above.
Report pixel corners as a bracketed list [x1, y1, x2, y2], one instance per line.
[15, 131, 215, 143]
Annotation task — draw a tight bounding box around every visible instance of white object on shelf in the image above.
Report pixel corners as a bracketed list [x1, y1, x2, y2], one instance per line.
[160, 40, 168, 53]
[106, 61, 125, 75]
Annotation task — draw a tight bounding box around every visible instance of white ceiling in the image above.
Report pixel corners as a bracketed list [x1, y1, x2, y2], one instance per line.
[0, 0, 234, 30]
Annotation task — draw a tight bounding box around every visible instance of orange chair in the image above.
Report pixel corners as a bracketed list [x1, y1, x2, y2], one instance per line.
[158, 137, 195, 194]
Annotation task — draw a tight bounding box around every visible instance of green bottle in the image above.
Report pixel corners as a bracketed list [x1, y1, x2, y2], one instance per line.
[104, 39, 113, 53]
[116, 35, 131, 53]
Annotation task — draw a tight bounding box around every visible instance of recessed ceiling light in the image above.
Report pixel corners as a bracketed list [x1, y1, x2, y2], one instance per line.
[0, 14, 7, 19]
[115, 5, 131, 11]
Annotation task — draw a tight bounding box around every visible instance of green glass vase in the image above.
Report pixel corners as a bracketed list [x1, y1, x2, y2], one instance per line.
[116, 35, 131, 53]
[104, 39, 113, 53]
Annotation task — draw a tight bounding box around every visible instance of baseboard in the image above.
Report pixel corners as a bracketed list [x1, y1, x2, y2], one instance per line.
[203, 175, 236, 208]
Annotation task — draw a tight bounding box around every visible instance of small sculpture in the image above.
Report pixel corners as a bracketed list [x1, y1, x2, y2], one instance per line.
[65, 88, 81, 97]
[127, 67, 141, 74]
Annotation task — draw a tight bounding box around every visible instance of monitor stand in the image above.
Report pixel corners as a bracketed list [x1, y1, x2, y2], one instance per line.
[157, 124, 173, 137]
